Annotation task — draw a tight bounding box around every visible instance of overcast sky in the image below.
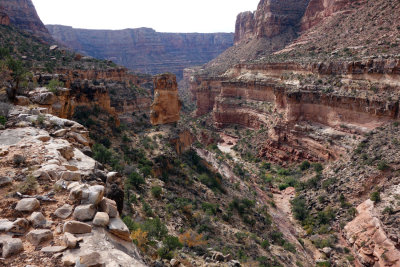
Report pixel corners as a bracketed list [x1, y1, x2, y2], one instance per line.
[32, 0, 259, 33]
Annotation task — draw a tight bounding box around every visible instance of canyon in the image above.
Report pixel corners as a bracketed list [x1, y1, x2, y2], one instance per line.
[1, 0, 400, 266]
[46, 25, 234, 79]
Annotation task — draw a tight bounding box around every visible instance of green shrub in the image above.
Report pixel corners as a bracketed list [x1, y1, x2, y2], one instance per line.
[383, 206, 394, 215]
[377, 161, 389, 171]
[201, 202, 218, 215]
[283, 242, 296, 253]
[277, 168, 290, 176]
[142, 201, 154, 217]
[261, 162, 271, 170]
[128, 171, 145, 189]
[142, 217, 168, 240]
[261, 239, 270, 249]
[0, 115, 6, 125]
[151, 186, 162, 199]
[93, 143, 112, 165]
[291, 197, 309, 222]
[199, 173, 223, 192]
[46, 79, 64, 93]
[370, 191, 381, 202]
[312, 163, 323, 173]
[300, 161, 310, 171]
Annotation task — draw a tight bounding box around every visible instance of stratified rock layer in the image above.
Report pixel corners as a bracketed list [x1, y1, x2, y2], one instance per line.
[150, 74, 181, 125]
[46, 25, 233, 78]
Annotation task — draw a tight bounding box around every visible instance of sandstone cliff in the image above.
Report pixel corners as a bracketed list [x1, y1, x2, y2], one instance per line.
[150, 73, 181, 125]
[234, 0, 310, 44]
[0, 0, 52, 42]
[46, 25, 234, 79]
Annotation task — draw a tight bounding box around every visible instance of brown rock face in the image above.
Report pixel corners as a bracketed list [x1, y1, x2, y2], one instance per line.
[150, 74, 181, 125]
[0, 0, 52, 41]
[234, 0, 310, 44]
[0, 8, 9, 26]
[300, 0, 351, 31]
[46, 25, 233, 79]
[187, 59, 400, 162]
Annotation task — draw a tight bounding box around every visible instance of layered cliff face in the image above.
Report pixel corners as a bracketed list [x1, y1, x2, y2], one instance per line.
[0, 0, 52, 42]
[46, 25, 234, 79]
[300, 0, 351, 31]
[150, 73, 181, 125]
[235, 0, 310, 44]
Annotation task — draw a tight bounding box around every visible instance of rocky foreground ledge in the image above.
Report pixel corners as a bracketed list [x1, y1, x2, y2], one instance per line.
[0, 105, 145, 266]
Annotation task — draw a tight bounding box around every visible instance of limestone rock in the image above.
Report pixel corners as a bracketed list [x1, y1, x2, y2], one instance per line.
[0, 176, 12, 187]
[81, 185, 104, 205]
[0, 219, 13, 232]
[9, 218, 29, 234]
[76, 252, 105, 267]
[68, 132, 89, 146]
[54, 204, 73, 219]
[108, 217, 131, 241]
[0, 235, 23, 258]
[63, 221, 92, 234]
[53, 129, 68, 137]
[26, 229, 53, 246]
[57, 146, 74, 160]
[15, 198, 40, 212]
[62, 254, 76, 266]
[150, 74, 181, 125]
[93, 212, 109, 227]
[60, 171, 81, 181]
[41, 245, 67, 253]
[15, 95, 30, 106]
[29, 212, 50, 228]
[99, 197, 118, 218]
[73, 204, 96, 221]
[63, 232, 78, 248]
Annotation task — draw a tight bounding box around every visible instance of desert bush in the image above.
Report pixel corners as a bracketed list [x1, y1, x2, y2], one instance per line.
[178, 230, 206, 248]
[17, 174, 37, 194]
[300, 161, 311, 171]
[93, 143, 112, 165]
[157, 235, 183, 259]
[46, 79, 64, 93]
[128, 171, 145, 189]
[377, 161, 389, 171]
[370, 191, 381, 202]
[130, 228, 148, 251]
[151, 186, 162, 199]
[13, 154, 26, 166]
[291, 196, 309, 222]
[0, 115, 6, 125]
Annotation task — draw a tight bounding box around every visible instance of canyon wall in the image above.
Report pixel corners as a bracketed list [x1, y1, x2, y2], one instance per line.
[234, 0, 310, 43]
[0, 0, 52, 42]
[31, 68, 153, 124]
[46, 25, 234, 79]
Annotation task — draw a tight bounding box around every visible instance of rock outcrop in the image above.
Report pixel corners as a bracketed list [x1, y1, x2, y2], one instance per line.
[150, 73, 181, 125]
[46, 25, 234, 79]
[0, 105, 145, 266]
[235, 0, 310, 43]
[0, 0, 52, 41]
[0, 8, 9, 26]
[188, 58, 400, 162]
[300, 0, 351, 31]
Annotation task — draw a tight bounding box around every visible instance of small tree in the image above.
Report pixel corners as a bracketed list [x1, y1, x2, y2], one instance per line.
[6, 57, 28, 100]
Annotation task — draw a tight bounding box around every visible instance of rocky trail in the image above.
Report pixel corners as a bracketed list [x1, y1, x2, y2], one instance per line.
[0, 105, 145, 266]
